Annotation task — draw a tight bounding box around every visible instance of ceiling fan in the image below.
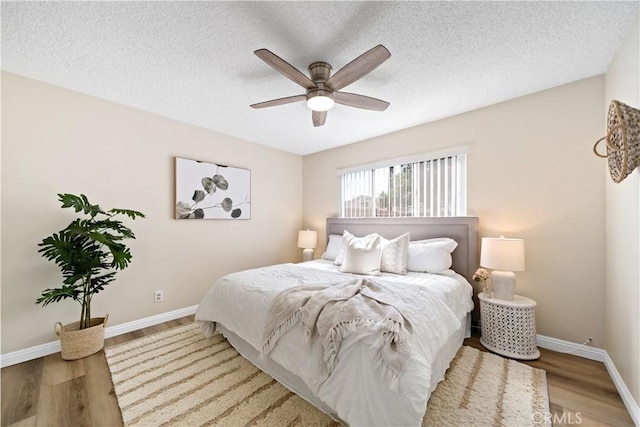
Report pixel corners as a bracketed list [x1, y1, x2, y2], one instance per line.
[250, 45, 391, 127]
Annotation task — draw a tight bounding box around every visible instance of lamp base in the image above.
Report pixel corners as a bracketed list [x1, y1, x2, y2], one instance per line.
[302, 248, 314, 262]
[491, 270, 516, 300]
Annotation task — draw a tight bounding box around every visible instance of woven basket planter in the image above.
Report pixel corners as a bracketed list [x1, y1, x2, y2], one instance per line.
[55, 314, 108, 360]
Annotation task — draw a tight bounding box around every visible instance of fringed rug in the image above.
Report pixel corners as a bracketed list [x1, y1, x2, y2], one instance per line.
[105, 322, 549, 426]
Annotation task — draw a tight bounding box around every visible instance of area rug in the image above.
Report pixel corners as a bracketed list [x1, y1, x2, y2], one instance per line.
[105, 322, 549, 426]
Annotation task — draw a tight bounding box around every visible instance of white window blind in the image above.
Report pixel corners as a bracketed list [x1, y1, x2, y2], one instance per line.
[339, 150, 467, 218]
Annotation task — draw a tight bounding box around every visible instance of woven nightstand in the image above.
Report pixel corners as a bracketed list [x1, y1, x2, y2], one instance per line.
[478, 292, 540, 360]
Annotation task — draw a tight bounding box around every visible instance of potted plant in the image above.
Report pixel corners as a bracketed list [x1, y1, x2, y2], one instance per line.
[37, 193, 144, 360]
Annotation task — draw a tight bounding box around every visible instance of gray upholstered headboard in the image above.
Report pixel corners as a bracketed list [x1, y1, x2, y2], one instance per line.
[325, 217, 479, 285]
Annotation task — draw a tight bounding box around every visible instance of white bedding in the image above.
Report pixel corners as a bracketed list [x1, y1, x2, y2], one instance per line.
[195, 260, 473, 426]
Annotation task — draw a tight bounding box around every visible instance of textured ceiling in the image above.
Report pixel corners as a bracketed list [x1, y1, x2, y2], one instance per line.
[2, 1, 638, 155]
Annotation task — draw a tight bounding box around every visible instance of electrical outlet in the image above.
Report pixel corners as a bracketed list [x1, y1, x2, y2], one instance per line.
[154, 290, 164, 303]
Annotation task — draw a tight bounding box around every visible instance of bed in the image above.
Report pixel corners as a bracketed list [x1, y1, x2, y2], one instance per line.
[195, 217, 479, 426]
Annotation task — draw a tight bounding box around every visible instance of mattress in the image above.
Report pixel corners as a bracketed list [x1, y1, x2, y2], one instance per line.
[195, 260, 473, 426]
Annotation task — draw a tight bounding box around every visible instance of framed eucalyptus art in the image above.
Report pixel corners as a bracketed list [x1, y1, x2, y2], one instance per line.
[175, 157, 251, 219]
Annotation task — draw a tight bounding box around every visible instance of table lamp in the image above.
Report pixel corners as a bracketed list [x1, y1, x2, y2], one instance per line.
[480, 236, 525, 300]
[298, 230, 317, 262]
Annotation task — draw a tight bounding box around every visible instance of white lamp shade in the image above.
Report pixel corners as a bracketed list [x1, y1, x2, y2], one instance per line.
[480, 237, 525, 271]
[297, 230, 317, 249]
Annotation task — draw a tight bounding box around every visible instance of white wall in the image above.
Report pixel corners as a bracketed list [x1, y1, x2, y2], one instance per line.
[1, 72, 303, 354]
[604, 11, 640, 406]
[303, 77, 606, 347]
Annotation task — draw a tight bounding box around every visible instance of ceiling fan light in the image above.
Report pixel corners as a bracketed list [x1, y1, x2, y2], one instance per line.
[306, 90, 335, 112]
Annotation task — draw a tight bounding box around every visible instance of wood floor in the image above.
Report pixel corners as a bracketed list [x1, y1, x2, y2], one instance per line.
[464, 336, 634, 427]
[2, 317, 634, 427]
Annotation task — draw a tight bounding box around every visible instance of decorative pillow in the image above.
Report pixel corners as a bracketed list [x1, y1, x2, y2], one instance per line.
[339, 235, 382, 275]
[407, 238, 458, 273]
[334, 231, 379, 265]
[321, 234, 343, 261]
[379, 233, 410, 274]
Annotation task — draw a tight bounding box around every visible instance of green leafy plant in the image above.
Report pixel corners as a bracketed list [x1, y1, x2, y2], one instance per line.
[37, 194, 145, 329]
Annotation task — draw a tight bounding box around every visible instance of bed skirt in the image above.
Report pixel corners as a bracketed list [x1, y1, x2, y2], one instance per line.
[215, 313, 470, 424]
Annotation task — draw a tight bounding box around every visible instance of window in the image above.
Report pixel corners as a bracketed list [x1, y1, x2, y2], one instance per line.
[339, 148, 467, 218]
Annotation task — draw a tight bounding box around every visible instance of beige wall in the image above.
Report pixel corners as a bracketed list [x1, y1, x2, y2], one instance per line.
[1, 72, 303, 354]
[604, 11, 640, 405]
[304, 77, 606, 346]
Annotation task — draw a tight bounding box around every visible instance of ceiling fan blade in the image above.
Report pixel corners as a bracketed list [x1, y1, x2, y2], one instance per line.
[312, 110, 327, 127]
[334, 92, 390, 111]
[254, 49, 316, 90]
[250, 94, 306, 109]
[326, 45, 391, 91]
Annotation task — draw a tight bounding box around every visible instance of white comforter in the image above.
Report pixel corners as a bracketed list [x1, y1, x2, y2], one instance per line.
[195, 261, 473, 426]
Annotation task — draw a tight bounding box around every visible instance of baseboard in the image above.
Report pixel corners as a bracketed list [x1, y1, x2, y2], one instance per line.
[103, 305, 198, 339]
[536, 334, 639, 425]
[603, 352, 640, 426]
[536, 334, 606, 362]
[0, 305, 198, 368]
[474, 319, 606, 363]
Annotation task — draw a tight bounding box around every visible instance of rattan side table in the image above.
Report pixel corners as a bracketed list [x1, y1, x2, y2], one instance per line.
[478, 292, 540, 360]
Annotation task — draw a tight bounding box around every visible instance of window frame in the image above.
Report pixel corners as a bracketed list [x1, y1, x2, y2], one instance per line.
[337, 146, 468, 218]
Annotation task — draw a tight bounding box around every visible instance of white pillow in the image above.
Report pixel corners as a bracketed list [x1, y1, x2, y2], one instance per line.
[339, 235, 382, 275]
[321, 234, 343, 261]
[411, 237, 457, 246]
[407, 238, 458, 273]
[379, 233, 410, 275]
[334, 231, 379, 265]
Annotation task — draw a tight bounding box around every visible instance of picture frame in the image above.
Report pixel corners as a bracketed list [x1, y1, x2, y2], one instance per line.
[175, 157, 251, 219]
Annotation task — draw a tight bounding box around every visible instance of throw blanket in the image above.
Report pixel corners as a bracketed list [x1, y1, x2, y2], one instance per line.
[261, 278, 411, 391]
